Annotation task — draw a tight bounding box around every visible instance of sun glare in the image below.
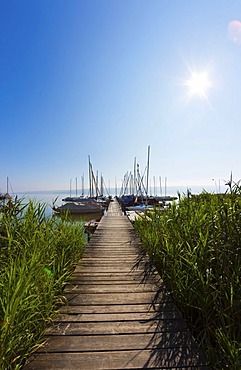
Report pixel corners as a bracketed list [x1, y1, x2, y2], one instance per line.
[185, 70, 211, 98]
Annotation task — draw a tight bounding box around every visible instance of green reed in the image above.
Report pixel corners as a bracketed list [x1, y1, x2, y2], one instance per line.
[134, 184, 241, 369]
[0, 198, 86, 369]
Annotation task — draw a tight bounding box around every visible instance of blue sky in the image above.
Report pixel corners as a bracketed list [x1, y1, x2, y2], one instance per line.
[1, 0, 241, 193]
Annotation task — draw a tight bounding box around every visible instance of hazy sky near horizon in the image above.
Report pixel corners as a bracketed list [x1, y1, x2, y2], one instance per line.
[1, 0, 241, 193]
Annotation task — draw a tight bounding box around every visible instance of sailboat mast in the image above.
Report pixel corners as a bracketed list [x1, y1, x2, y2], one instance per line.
[82, 174, 84, 197]
[96, 171, 98, 198]
[146, 145, 150, 196]
[88, 156, 92, 198]
[134, 157, 136, 195]
[101, 173, 104, 197]
[159, 176, 162, 196]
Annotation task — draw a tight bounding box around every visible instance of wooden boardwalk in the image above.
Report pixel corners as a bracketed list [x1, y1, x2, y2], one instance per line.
[24, 199, 209, 369]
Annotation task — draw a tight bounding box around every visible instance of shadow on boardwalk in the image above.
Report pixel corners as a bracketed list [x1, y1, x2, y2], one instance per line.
[132, 244, 210, 369]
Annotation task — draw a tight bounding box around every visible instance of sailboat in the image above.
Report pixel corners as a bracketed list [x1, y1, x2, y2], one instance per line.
[53, 157, 107, 215]
[119, 146, 177, 212]
[53, 200, 105, 215]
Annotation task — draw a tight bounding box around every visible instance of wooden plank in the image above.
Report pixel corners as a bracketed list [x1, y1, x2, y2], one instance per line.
[69, 275, 160, 284]
[24, 350, 209, 369]
[71, 270, 160, 277]
[79, 260, 145, 265]
[69, 280, 148, 285]
[54, 311, 183, 322]
[69, 276, 148, 282]
[72, 269, 143, 274]
[59, 303, 177, 314]
[81, 255, 138, 260]
[62, 292, 166, 305]
[67, 281, 159, 287]
[83, 249, 139, 254]
[64, 285, 158, 293]
[39, 332, 197, 352]
[69, 275, 147, 281]
[45, 320, 188, 335]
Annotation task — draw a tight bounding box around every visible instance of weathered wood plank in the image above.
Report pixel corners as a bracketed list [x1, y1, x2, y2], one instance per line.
[81, 258, 138, 271]
[45, 319, 189, 335]
[72, 265, 149, 275]
[69, 277, 148, 283]
[54, 310, 183, 322]
[39, 332, 197, 352]
[69, 276, 147, 282]
[62, 291, 166, 305]
[64, 283, 158, 293]
[59, 302, 176, 314]
[24, 350, 209, 369]
[69, 278, 159, 283]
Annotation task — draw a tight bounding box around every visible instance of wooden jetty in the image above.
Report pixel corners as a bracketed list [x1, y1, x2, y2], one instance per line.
[24, 199, 209, 369]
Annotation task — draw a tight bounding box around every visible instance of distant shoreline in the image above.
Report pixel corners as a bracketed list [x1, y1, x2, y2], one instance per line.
[15, 184, 226, 197]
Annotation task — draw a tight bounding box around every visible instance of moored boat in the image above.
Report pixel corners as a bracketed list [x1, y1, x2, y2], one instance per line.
[53, 200, 104, 215]
[125, 203, 153, 212]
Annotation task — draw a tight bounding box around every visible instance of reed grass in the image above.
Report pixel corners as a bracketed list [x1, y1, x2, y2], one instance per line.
[0, 198, 86, 369]
[134, 183, 241, 369]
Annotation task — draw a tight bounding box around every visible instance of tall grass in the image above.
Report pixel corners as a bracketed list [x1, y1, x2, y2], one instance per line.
[0, 198, 86, 369]
[134, 183, 241, 369]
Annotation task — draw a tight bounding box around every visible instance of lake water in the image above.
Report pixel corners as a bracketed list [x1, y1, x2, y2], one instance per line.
[14, 190, 91, 219]
[13, 184, 224, 218]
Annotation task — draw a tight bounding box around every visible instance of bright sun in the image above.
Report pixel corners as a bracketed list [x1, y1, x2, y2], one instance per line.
[185, 70, 211, 98]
